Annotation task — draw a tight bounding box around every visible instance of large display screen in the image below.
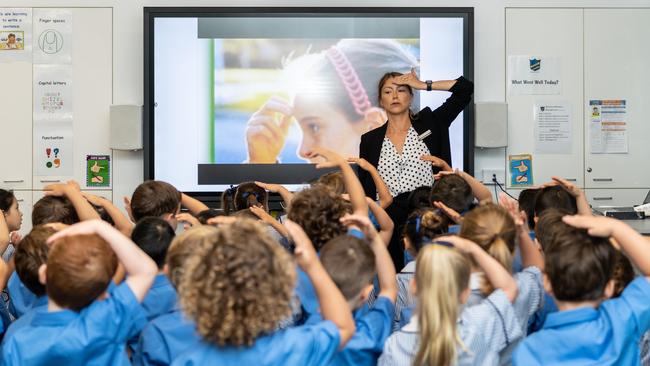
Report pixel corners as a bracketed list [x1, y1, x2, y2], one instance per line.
[144, 8, 474, 192]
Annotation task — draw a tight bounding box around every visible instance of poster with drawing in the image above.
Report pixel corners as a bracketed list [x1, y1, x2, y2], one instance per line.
[34, 121, 73, 176]
[33, 64, 72, 120]
[0, 8, 32, 62]
[33, 9, 71, 64]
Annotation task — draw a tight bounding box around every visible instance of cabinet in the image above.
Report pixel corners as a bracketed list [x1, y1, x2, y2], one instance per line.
[506, 8, 650, 197]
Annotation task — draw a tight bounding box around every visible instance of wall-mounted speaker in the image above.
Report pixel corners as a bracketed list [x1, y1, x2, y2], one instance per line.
[110, 105, 143, 150]
[475, 102, 508, 148]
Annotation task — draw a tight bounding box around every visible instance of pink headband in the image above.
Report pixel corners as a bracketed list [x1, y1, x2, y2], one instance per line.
[325, 47, 372, 116]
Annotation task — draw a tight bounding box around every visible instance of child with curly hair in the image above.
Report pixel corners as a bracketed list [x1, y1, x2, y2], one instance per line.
[172, 219, 355, 365]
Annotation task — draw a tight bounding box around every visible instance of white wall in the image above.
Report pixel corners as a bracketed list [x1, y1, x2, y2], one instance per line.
[3, 0, 649, 203]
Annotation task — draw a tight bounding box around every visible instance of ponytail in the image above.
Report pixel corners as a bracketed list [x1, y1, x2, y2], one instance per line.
[220, 186, 237, 215]
[459, 203, 516, 296]
[415, 245, 470, 366]
[404, 209, 449, 255]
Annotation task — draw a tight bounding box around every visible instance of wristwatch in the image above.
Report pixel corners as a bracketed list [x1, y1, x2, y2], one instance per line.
[426, 80, 432, 91]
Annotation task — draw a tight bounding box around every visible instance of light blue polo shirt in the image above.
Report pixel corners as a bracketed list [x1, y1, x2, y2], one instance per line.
[171, 320, 341, 366]
[1, 282, 147, 366]
[7, 272, 38, 318]
[128, 274, 177, 352]
[2, 295, 48, 341]
[513, 277, 650, 365]
[133, 307, 199, 366]
[307, 296, 394, 366]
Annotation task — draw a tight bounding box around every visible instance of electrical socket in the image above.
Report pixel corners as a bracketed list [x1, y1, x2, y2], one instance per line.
[482, 169, 505, 185]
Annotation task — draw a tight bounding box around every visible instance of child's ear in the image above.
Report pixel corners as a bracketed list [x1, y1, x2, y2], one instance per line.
[38, 264, 47, 285]
[409, 278, 417, 296]
[543, 273, 554, 295]
[403, 237, 413, 251]
[603, 279, 616, 299]
[162, 263, 170, 277]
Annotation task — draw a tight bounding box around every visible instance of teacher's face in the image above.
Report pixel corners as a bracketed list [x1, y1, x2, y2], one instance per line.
[293, 94, 364, 163]
[379, 77, 413, 115]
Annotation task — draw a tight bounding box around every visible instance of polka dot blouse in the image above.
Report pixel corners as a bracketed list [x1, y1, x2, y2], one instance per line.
[377, 127, 433, 197]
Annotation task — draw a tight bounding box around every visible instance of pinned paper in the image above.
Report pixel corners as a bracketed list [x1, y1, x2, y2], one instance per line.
[508, 55, 561, 95]
[509, 154, 533, 186]
[589, 100, 627, 154]
[34, 121, 73, 176]
[534, 102, 571, 154]
[86, 155, 110, 187]
[0, 8, 32, 62]
[33, 9, 72, 64]
[33, 64, 73, 120]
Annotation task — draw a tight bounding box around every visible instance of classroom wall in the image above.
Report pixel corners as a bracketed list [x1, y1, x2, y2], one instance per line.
[4, 0, 649, 205]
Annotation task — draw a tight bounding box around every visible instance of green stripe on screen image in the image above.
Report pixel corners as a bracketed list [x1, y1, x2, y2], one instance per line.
[209, 38, 215, 163]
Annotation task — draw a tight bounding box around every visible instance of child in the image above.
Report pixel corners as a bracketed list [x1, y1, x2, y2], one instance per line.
[1, 189, 23, 260]
[134, 226, 214, 366]
[125, 217, 178, 355]
[393, 209, 449, 329]
[130, 217, 177, 320]
[516, 188, 539, 230]
[171, 219, 355, 365]
[3, 225, 55, 336]
[459, 202, 544, 364]
[513, 214, 650, 365]
[127, 180, 183, 227]
[287, 148, 368, 315]
[220, 181, 267, 216]
[346, 157, 393, 209]
[379, 235, 520, 366]
[1, 220, 158, 364]
[314, 214, 397, 365]
[35, 181, 101, 225]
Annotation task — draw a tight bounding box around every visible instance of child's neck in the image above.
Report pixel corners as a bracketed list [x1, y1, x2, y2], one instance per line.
[47, 298, 64, 312]
[555, 299, 600, 311]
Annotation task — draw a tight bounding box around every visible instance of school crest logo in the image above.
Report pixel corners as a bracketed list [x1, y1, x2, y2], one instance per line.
[529, 58, 541, 72]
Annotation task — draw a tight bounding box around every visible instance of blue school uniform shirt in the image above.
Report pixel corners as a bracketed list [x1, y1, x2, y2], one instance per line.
[513, 277, 650, 366]
[296, 229, 365, 317]
[133, 307, 199, 366]
[1, 282, 147, 366]
[2, 295, 48, 341]
[7, 272, 37, 318]
[306, 296, 395, 366]
[171, 320, 341, 366]
[128, 274, 177, 352]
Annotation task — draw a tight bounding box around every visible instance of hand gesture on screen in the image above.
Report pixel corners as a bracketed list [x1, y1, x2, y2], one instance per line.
[246, 97, 294, 163]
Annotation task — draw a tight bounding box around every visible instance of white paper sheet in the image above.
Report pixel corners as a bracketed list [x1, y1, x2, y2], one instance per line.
[508, 55, 561, 95]
[534, 102, 571, 154]
[0, 8, 32, 62]
[33, 9, 72, 64]
[34, 121, 73, 176]
[589, 100, 627, 154]
[33, 64, 73, 121]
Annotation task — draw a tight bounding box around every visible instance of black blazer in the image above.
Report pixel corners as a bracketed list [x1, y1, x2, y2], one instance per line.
[358, 76, 474, 198]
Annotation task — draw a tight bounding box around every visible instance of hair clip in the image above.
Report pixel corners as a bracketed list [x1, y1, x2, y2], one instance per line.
[431, 240, 454, 248]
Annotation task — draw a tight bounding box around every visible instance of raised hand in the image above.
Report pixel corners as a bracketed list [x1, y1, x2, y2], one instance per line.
[339, 213, 379, 241]
[346, 157, 373, 171]
[246, 97, 294, 163]
[391, 68, 426, 90]
[283, 220, 318, 271]
[420, 154, 452, 172]
[176, 213, 200, 230]
[305, 147, 346, 169]
[562, 214, 620, 238]
[433, 201, 462, 224]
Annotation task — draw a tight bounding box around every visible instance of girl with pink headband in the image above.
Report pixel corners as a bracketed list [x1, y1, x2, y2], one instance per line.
[245, 39, 418, 164]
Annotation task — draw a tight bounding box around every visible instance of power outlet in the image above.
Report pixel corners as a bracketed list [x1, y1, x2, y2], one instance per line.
[482, 169, 505, 185]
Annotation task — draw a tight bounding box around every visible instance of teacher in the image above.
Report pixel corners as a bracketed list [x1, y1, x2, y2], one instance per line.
[357, 69, 473, 269]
